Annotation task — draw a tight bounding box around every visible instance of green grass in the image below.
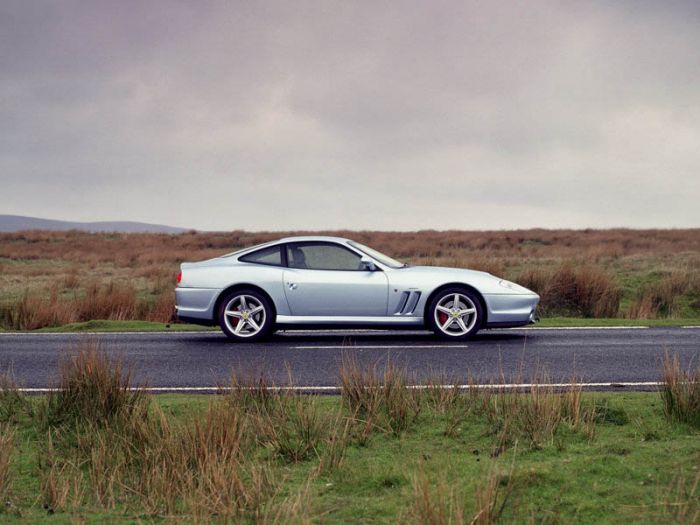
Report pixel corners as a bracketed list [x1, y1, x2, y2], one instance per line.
[534, 317, 700, 327]
[4, 316, 695, 333]
[31, 320, 215, 332]
[2, 393, 699, 523]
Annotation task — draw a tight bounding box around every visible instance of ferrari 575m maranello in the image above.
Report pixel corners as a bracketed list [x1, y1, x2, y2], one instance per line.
[175, 236, 539, 341]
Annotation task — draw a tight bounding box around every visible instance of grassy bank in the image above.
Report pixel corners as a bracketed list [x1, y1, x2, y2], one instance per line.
[1, 347, 699, 523]
[1, 317, 696, 333]
[1, 229, 699, 330]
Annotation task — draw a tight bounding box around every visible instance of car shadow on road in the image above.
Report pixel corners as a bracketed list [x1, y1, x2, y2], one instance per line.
[179, 330, 529, 345]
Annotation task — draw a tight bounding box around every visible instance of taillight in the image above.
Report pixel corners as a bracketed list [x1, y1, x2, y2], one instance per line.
[177, 271, 182, 284]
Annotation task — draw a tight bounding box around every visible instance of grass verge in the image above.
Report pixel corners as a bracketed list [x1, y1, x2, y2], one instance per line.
[534, 317, 700, 328]
[31, 320, 214, 332]
[3, 316, 696, 333]
[1, 349, 699, 523]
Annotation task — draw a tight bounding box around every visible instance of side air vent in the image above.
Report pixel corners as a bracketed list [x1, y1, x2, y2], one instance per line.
[394, 291, 421, 315]
[403, 291, 421, 314]
[394, 291, 410, 314]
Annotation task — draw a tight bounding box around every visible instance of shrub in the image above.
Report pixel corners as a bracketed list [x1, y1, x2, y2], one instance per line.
[339, 355, 421, 437]
[0, 371, 33, 423]
[0, 423, 14, 505]
[628, 273, 690, 319]
[660, 352, 700, 427]
[43, 341, 148, 428]
[519, 264, 622, 317]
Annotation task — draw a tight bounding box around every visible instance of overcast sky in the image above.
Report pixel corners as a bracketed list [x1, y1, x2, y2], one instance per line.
[1, 1, 699, 231]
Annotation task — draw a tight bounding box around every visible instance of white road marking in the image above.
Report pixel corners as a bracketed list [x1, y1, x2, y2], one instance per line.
[0, 331, 216, 336]
[521, 326, 650, 330]
[291, 344, 470, 350]
[16, 381, 664, 393]
[2, 325, 698, 336]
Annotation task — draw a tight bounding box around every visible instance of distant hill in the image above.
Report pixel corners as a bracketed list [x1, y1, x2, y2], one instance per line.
[0, 215, 188, 234]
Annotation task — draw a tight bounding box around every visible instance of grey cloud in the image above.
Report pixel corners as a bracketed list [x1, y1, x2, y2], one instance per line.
[1, 1, 698, 230]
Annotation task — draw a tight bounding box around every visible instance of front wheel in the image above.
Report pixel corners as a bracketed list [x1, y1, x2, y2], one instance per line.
[217, 289, 274, 342]
[427, 288, 483, 340]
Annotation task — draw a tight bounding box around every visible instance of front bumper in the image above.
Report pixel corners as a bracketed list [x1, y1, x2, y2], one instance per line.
[483, 293, 540, 328]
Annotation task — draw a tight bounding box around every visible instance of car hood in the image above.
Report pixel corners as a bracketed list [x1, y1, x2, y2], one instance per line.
[396, 265, 536, 295]
[400, 265, 493, 280]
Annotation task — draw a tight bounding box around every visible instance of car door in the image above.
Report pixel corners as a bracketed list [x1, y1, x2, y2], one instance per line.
[282, 241, 389, 316]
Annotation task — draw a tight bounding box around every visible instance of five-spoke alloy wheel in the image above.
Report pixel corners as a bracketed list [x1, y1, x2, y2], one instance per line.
[218, 289, 274, 341]
[427, 287, 483, 340]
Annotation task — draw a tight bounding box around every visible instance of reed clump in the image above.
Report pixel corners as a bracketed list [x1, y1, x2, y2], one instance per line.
[519, 264, 623, 317]
[628, 272, 693, 319]
[339, 355, 421, 438]
[660, 352, 700, 427]
[41, 342, 148, 429]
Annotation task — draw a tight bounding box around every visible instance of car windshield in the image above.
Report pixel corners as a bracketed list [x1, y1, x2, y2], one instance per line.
[348, 241, 406, 269]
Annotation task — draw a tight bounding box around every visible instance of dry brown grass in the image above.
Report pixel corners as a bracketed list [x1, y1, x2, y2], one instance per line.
[660, 469, 700, 524]
[0, 423, 14, 505]
[339, 355, 421, 438]
[629, 272, 697, 319]
[42, 341, 148, 428]
[1, 228, 699, 328]
[407, 460, 515, 525]
[31, 358, 325, 521]
[661, 352, 700, 427]
[408, 471, 465, 525]
[518, 264, 623, 317]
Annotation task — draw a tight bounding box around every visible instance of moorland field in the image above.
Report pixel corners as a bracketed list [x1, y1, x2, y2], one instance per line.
[0, 228, 699, 330]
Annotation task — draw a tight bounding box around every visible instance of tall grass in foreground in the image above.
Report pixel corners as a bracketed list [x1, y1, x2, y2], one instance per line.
[28, 344, 322, 520]
[0, 346, 698, 521]
[339, 355, 421, 437]
[0, 423, 14, 505]
[41, 342, 148, 428]
[660, 470, 700, 524]
[661, 353, 700, 427]
[408, 459, 515, 525]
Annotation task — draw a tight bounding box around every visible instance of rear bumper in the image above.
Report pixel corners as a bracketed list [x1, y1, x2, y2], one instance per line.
[175, 287, 220, 324]
[176, 314, 217, 327]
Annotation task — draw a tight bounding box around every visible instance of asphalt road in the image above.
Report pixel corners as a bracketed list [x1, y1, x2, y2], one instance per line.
[0, 327, 699, 391]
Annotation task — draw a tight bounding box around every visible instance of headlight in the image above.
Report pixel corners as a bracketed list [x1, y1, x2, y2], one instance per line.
[498, 279, 518, 290]
[498, 279, 537, 295]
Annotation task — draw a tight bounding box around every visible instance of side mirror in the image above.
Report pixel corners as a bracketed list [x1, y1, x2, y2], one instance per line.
[360, 257, 377, 272]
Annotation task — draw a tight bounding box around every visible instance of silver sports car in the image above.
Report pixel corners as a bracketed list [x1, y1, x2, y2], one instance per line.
[175, 236, 539, 341]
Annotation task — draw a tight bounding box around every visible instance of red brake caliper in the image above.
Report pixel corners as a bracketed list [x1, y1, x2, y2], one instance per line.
[438, 311, 448, 325]
[232, 307, 240, 326]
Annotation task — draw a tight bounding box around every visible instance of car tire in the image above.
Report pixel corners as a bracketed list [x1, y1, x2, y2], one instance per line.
[217, 289, 274, 342]
[427, 287, 483, 340]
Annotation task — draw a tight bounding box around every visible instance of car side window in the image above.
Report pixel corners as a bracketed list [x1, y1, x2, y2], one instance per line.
[239, 245, 283, 266]
[287, 242, 362, 271]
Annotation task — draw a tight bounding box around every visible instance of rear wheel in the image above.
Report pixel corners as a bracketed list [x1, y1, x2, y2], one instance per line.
[217, 289, 274, 342]
[427, 287, 483, 340]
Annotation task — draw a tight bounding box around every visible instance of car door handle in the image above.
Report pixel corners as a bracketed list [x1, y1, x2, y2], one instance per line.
[287, 282, 298, 290]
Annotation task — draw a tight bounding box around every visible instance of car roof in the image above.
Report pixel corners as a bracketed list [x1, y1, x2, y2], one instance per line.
[224, 236, 354, 259]
[276, 235, 352, 244]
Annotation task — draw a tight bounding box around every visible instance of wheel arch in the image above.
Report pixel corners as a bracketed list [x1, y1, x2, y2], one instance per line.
[423, 283, 488, 326]
[213, 283, 278, 323]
